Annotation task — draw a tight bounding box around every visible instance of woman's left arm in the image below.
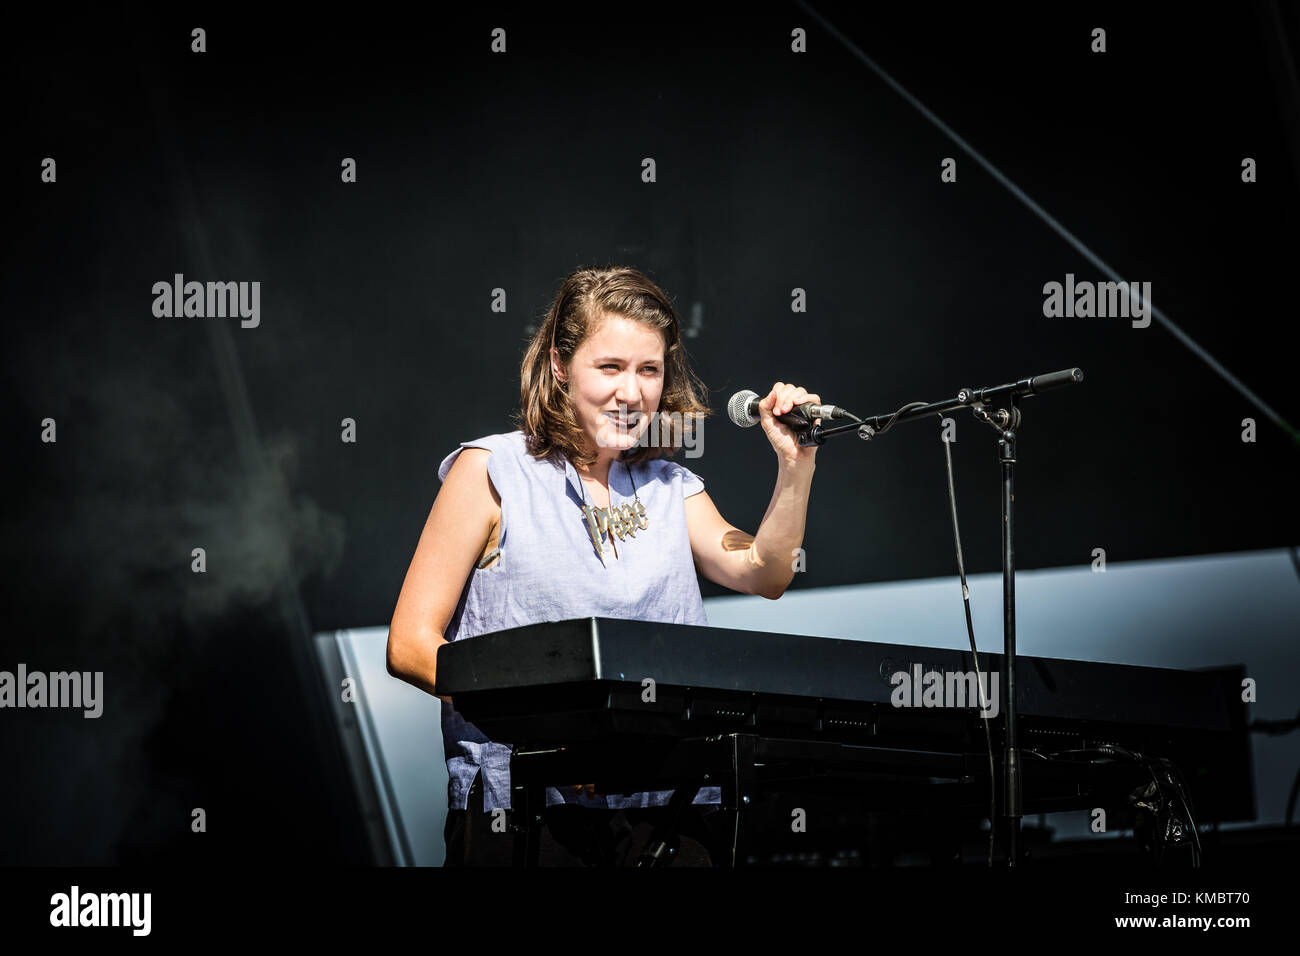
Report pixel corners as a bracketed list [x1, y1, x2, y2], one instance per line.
[685, 382, 819, 600]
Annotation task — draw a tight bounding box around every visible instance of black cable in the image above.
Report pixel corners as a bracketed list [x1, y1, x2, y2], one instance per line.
[1249, 707, 1300, 735]
[1164, 759, 1203, 866]
[939, 413, 998, 866]
[1244, 699, 1300, 824]
[1052, 745, 1165, 801]
[731, 803, 739, 867]
[873, 401, 929, 437]
[1050, 745, 1201, 866]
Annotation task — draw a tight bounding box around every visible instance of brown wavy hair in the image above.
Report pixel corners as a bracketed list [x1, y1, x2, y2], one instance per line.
[514, 266, 712, 469]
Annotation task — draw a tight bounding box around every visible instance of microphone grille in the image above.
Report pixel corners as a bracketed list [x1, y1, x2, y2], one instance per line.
[727, 389, 760, 428]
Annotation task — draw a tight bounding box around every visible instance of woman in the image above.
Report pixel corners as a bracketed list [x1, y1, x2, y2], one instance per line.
[387, 265, 821, 865]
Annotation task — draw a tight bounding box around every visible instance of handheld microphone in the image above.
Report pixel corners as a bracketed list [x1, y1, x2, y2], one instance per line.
[726, 389, 855, 431]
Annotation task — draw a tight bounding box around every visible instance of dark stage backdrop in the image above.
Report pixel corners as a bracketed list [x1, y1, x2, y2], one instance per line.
[2, 4, 1297, 864]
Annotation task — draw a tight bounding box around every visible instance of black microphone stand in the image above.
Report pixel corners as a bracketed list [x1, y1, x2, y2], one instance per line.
[799, 367, 1084, 867]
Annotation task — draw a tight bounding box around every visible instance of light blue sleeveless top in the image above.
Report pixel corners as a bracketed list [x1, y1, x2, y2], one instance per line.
[436, 429, 723, 812]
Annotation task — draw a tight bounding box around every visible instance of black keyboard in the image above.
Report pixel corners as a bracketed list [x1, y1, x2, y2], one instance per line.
[435, 617, 1253, 821]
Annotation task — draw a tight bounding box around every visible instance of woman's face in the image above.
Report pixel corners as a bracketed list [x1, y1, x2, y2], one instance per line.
[552, 313, 666, 467]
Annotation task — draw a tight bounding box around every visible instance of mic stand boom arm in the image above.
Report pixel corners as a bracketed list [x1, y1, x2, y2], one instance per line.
[804, 367, 1084, 446]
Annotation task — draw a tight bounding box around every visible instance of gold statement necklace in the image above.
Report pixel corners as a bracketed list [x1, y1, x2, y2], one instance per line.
[579, 459, 649, 567]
